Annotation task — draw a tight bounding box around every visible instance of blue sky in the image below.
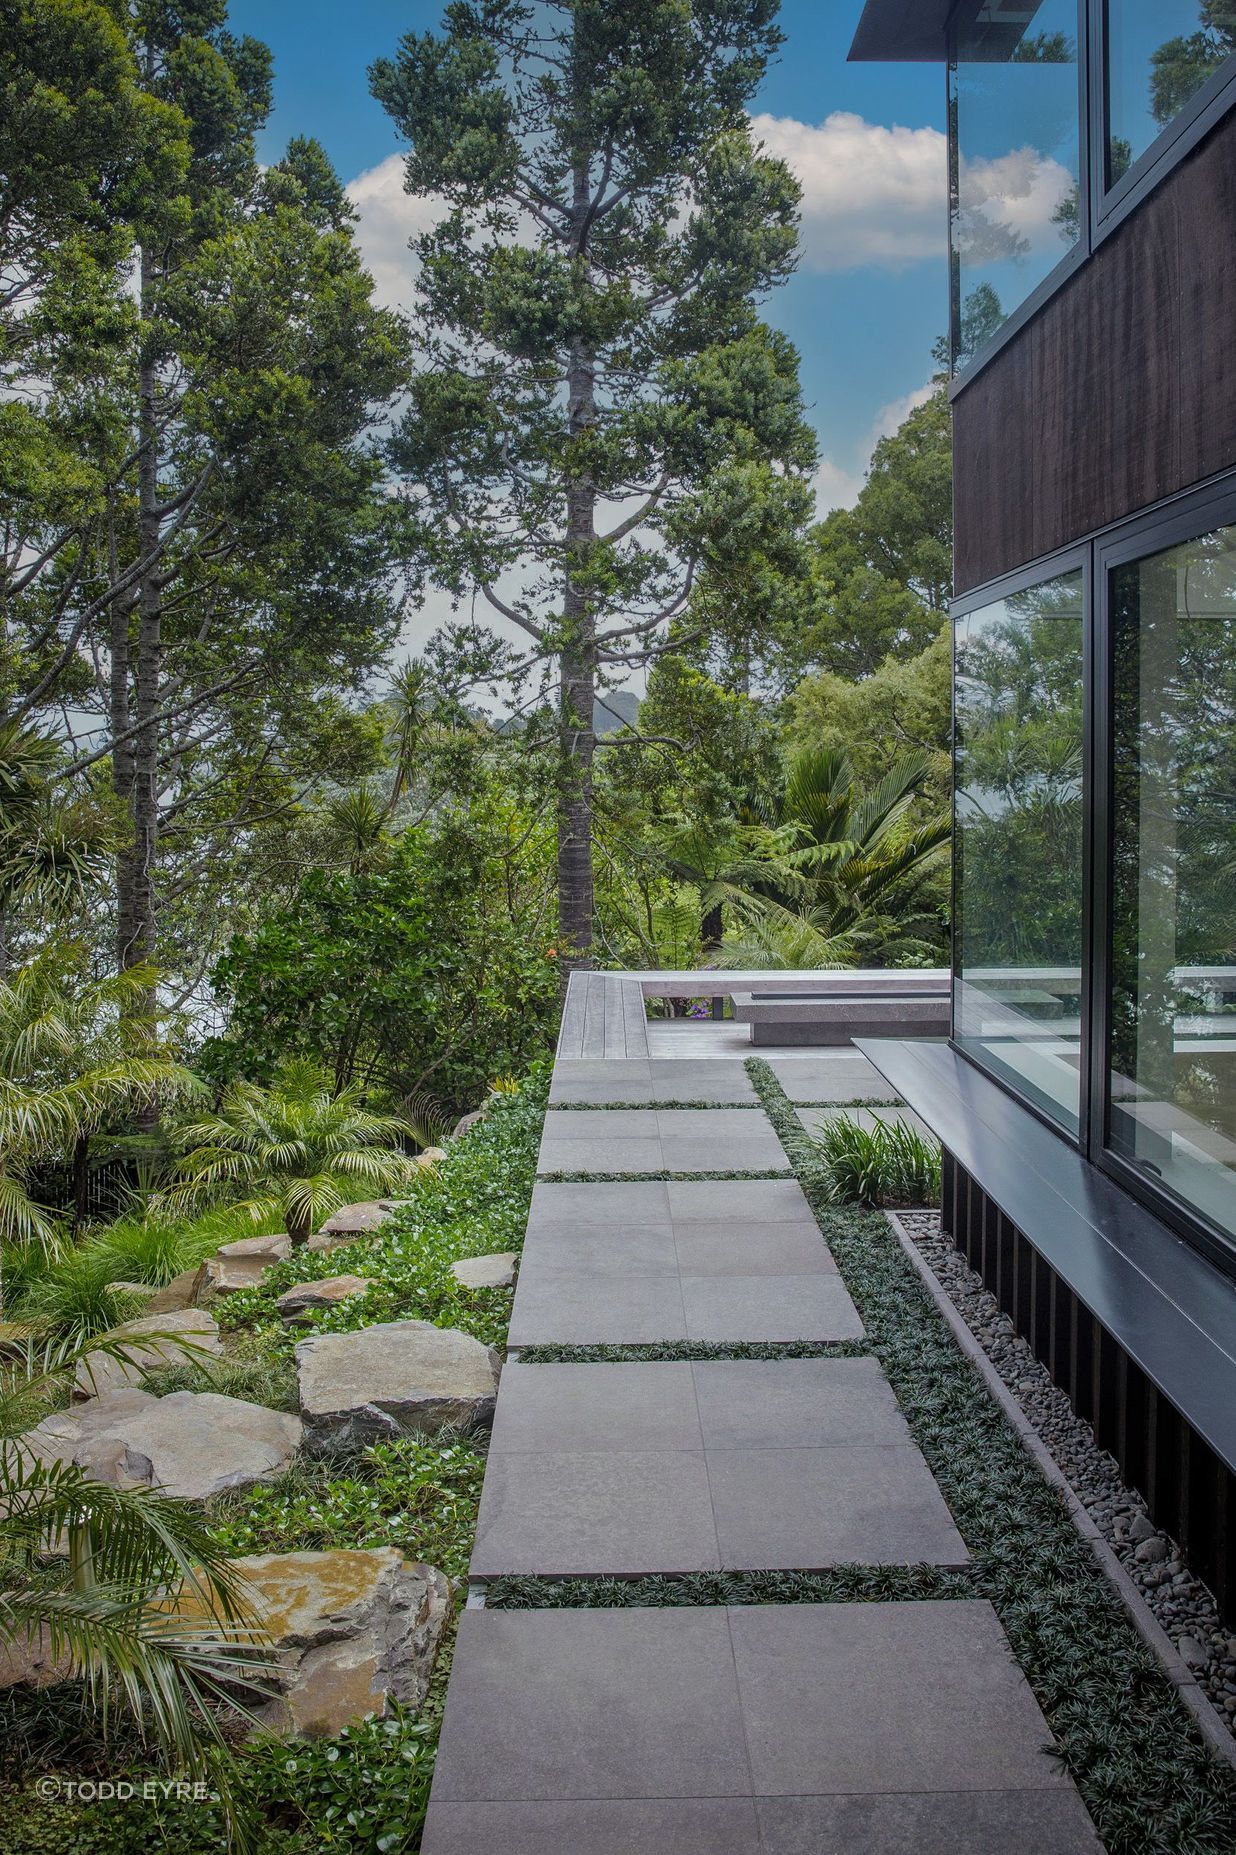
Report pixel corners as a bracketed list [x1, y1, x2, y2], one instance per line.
[233, 1, 948, 512]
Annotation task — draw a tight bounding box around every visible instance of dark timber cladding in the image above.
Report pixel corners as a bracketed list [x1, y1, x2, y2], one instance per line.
[954, 113, 1236, 593]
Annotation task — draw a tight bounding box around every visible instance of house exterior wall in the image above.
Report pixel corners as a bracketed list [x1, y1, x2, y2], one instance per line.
[953, 110, 1236, 595]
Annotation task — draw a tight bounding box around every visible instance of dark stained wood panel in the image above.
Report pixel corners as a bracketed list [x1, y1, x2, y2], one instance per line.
[954, 111, 1236, 594]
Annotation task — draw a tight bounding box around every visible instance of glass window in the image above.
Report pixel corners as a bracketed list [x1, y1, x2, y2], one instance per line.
[1108, 523, 1236, 1244]
[955, 568, 1086, 1132]
[1107, 2, 1236, 188]
[950, 0, 1081, 369]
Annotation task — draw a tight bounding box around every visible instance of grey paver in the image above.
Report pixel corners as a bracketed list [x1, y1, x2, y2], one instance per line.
[424, 1604, 1096, 1850]
[507, 1264, 686, 1346]
[681, 1271, 863, 1341]
[549, 1059, 758, 1105]
[670, 1218, 836, 1276]
[525, 1180, 670, 1232]
[665, 1179, 814, 1223]
[518, 1224, 678, 1277]
[429, 1608, 750, 1803]
[470, 1449, 719, 1575]
[691, 1357, 910, 1448]
[756, 1792, 1101, 1853]
[476, 1361, 963, 1574]
[708, 1445, 969, 1569]
[766, 1052, 891, 1102]
[424, 1800, 762, 1855]
[729, 1601, 1076, 1795]
[537, 1107, 789, 1175]
[648, 1060, 757, 1101]
[490, 1362, 699, 1451]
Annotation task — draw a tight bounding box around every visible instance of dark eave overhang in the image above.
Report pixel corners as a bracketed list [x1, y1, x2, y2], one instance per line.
[848, 0, 952, 62]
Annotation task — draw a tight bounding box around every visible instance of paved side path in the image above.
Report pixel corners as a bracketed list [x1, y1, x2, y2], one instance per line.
[422, 1044, 1104, 1853]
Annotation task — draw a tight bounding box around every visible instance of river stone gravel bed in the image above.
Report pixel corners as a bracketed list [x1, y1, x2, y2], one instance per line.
[899, 1208, 1236, 1735]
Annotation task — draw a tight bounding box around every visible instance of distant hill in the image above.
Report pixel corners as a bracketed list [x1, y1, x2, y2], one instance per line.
[593, 689, 640, 736]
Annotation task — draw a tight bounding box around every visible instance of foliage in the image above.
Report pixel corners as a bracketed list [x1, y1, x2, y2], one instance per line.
[0, 1332, 269, 1842]
[0, 949, 196, 1252]
[209, 1437, 486, 1583]
[791, 386, 951, 682]
[810, 1112, 942, 1208]
[371, 0, 815, 963]
[216, 1073, 548, 1352]
[207, 818, 560, 1119]
[717, 746, 950, 967]
[783, 625, 951, 798]
[165, 1062, 418, 1246]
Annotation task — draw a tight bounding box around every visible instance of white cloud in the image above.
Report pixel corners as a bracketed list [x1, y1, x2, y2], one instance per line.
[813, 380, 937, 518]
[346, 153, 446, 314]
[750, 110, 946, 273]
[955, 147, 1074, 263]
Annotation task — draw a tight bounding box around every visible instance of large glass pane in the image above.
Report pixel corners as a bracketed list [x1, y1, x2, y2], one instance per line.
[1109, 524, 1236, 1244]
[950, 0, 1081, 369]
[1107, 2, 1236, 188]
[955, 569, 1085, 1131]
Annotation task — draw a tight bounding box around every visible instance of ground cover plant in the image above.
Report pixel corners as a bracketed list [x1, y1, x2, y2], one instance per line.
[810, 1109, 943, 1207]
[1, 1073, 548, 1853]
[744, 1059, 1236, 1855]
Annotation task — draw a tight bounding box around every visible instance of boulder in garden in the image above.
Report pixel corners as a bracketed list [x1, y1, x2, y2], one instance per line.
[203, 1233, 291, 1296]
[296, 1318, 499, 1447]
[276, 1275, 372, 1326]
[73, 1309, 222, 1399]
[21, 1388, 301, 1502]
[450, 1252, 517, 1290]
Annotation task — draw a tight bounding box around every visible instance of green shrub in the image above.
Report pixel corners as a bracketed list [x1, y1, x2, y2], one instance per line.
[15, 1248, 146, 1337]
[811, 1112, 941, 1208]
[217, 1074, 547, 1353]
[207, 1435, 486, 1580]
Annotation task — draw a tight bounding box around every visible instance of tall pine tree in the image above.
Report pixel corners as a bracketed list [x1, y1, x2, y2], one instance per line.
[372, 0, 814, 970]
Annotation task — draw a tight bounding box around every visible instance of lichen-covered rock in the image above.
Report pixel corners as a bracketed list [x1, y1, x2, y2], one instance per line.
[22, 1388, 301, 1502]
[276, 1275, 371, 1326]
[296, 1319, 499, 1447]
[450, 1252, 517, 1291]
[179, 1548, 450, 1737]
[452, 1108, 486, 1140]
[316, 1201, 391, 1238]
[416, 1148, 446, 1169]
[73, 1309, 222, 1399]
[144, 1265, 206, 1314]
[203, 1233, 292, 1296]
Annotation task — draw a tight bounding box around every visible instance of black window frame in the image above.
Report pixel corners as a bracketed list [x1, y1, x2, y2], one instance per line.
[948, 0, 1236, 387]
[949, 470, 1236, 1282]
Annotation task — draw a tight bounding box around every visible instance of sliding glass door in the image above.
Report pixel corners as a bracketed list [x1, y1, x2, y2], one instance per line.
[954, 565, 1086, 1132]
[1106, 519, 1236, 1244]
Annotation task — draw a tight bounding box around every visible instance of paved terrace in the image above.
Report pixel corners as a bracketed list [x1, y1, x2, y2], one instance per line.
[421, 973, 1104, 1853]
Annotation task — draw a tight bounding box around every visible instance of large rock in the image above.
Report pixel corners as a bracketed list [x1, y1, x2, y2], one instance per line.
[22, 1388, 301, 1502]
[316, 1202, 391, 1238]
[452, 1108, 486, 1140]
[144, 1265, 206, 1314]
[73, 1309, 222, 1399]
[203, 1233, 292, 1296]
[181, 1548, 451, 1737]
[450, 1252, 517, 1291]
[296, 1319, 499, 1447]
[276, 1275, 371, 1326]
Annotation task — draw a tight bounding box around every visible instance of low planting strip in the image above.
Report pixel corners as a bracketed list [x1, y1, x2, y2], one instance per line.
[511, 1339, 871, 1365]
[484, 1564, 974, 1609]
[537, 1167, 790, 1183]
[746, 1055, 1236, 1855]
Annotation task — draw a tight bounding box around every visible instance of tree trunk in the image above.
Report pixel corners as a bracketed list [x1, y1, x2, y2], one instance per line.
[701, 901, 723, 953]
[72, 1130, 91, 1234]
[558, 159, 599, 978]
[122, 254, 161, 992]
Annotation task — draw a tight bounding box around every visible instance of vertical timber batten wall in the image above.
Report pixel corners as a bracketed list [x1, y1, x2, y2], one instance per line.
[942, 1152, 1236, 1617]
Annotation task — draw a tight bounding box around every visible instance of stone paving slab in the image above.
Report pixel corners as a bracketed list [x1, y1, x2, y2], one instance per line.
[422, 1604, 1099, 1852]
[765, 1051, 893, 1103]
[549, 1058, 757, 1104]
[755, 1793, 1102, 1853]
[471, 1361, 966, 1575]
[512, 1180, 857, 1345]
[537, 1107, 790, 1175]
